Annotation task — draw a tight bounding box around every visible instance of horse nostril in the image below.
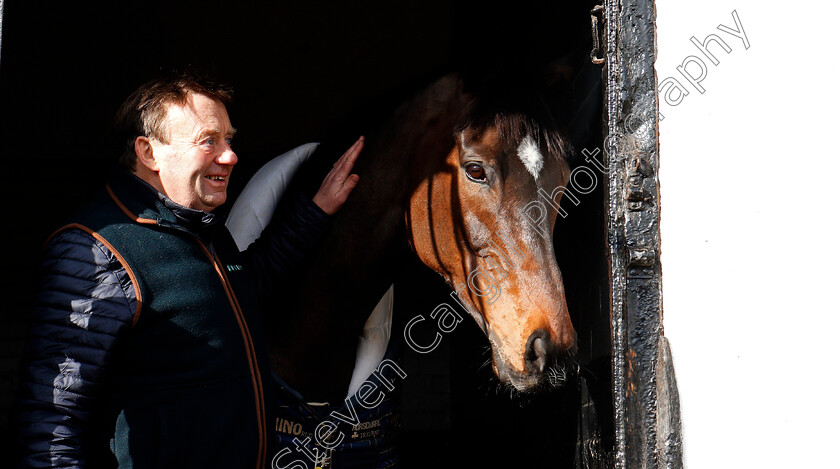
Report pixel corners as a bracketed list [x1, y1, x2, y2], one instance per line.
[525, 329, 554, 373]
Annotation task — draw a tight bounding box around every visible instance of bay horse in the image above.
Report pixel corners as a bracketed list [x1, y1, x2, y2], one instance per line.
[230, 70, 579, 404]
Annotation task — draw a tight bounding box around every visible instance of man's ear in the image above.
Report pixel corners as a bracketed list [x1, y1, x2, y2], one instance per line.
[134, 136, 159, 172]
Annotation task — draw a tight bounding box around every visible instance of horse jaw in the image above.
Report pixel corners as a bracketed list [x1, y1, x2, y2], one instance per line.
[406, 130, 577, 394]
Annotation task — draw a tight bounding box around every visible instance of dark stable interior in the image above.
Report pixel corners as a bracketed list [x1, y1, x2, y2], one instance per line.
[0, 0, 612, 466]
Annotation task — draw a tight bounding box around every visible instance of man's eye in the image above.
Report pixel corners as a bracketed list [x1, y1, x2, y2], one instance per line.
[202, 138, 215, 147]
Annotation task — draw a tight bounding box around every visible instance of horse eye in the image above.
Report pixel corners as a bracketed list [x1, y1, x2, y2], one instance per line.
[465, 163, 487, 182]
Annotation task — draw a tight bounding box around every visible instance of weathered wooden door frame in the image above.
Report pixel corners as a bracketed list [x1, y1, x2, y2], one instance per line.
[596, 0, 683, 467]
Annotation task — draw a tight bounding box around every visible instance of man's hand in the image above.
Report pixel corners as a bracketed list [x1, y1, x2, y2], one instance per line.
[312, 136, 364, 215]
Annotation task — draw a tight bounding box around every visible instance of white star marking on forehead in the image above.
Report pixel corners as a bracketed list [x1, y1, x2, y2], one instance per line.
[518, 136, 544, 181]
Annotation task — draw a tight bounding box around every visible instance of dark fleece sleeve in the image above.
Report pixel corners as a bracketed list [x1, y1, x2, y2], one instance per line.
[243, 191, 332, 300]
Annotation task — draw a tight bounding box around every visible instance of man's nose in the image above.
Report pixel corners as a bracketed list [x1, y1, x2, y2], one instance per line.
[218, 146, 238, 166]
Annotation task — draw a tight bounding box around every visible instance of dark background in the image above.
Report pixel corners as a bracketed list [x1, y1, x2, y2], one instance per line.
[0, 0, 610, 466]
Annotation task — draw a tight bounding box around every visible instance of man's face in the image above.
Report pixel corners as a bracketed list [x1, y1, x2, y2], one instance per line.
[150, 93, 237, 212]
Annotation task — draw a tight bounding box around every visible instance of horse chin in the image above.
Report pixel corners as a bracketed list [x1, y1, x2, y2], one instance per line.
[490, 348, 579, 396]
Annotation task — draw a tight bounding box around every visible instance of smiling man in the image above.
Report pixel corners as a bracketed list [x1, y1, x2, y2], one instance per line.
[134, 91, 241, 212]
[14, 71, 362, 468]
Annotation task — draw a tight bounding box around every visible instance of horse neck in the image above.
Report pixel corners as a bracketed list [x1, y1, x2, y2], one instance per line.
[271, 74, 470, 403]
[320, 72, 470, 284]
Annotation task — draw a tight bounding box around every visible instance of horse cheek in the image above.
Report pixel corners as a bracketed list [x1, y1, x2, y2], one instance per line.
[406, 166, 461, 279]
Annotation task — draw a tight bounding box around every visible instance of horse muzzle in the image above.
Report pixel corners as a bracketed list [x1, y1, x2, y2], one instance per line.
[489, 328, 578, 394]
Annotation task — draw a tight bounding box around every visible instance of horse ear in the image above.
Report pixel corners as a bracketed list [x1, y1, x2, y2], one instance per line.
[539, 55, 578, 91]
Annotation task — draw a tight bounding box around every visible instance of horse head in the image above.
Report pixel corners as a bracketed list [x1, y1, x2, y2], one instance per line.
[406, 84, 577, 393]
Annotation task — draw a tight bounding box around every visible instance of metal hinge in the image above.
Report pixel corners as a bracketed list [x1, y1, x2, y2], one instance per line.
[590, 4, 605, 65]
